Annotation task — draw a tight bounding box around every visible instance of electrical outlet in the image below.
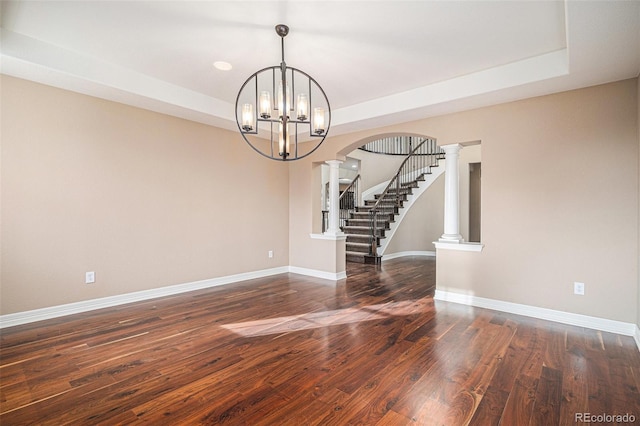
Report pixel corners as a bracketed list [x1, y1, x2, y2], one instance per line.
[268, 250, 273, 258]
[574, 281, 585, 295]
[86, 271, 96, 284]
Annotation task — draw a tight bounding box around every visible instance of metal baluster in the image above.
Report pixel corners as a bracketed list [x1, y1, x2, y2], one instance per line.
[338, 174, 360, 232]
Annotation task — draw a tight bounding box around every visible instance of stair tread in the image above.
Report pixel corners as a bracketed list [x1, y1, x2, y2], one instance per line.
[347, 237, 380, 245]
[349, 216, 394, 221]
[347, 219, 390, 223]
[344, 225, 386, 230]
[365, 198, 406, 206]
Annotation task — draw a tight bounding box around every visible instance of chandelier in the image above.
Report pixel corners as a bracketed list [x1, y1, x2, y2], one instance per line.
[235, 24, 331, 161]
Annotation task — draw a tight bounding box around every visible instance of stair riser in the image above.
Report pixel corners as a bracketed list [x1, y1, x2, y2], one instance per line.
[346, 244, 370, 253]
[350, 212, 395, 221]
[346, 253, 366, 263]
[374, 194, 408, 201]
[355, 207, 398, 214]
[347, 243, 380, 250]
[363, 201, 403, 208]
[347, 226, 389, 232]
[387, 187, 413, 193]
[347, 235, 380, 244]
[343, 228, 386, 237]
[345, 220, 389, 228]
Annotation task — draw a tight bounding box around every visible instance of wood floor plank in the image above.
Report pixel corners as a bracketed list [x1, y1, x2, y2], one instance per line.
[254, 386, 349, 425]
[559, 338, 589, 423]
[489, 321, 538, 393]
[376, 409, 414, 425]
[391, 321, 478, 420]
[1, 257, 639, 425]
[529, 366, 562, 426]
[468, 385, 510, 426]
[335, 338, 441, 424]
[499, 374, 539, 425]
[585, 345, 614, 417]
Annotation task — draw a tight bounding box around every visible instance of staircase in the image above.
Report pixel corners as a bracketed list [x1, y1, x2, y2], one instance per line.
[344, 176, 425, 263]
[341, 137, 444, 264]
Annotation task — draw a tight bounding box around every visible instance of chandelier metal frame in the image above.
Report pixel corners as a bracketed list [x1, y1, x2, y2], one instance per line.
[235, 24, 331, 161]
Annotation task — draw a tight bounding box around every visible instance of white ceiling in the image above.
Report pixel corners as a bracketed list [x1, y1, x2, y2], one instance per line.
[1, 1, 639, 137]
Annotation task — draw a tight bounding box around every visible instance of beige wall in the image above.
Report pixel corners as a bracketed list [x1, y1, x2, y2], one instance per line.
[292, 78, 638, 324]
[637, 74, 640, 330]
[349, 148, 406, 193]
[1, 76, 290, 315]
[288, 158, 344, 274]
[2, 75, 638, 326]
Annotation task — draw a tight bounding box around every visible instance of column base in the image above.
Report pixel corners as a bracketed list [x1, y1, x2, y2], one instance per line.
[439, 234, 464, 243]
[434, 241, 484, 252]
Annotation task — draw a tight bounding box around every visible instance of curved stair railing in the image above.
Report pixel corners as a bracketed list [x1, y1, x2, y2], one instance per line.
[359, 135, 424, 156]
[366, 138, 444, 258]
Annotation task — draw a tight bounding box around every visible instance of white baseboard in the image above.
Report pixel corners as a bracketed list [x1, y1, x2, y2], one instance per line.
[288, 266, 347, 282]
[435, 289, 639, 351]
[6, 268, 635, 354]
[0, 265, 347, 329]
[382, 251, 436, 261]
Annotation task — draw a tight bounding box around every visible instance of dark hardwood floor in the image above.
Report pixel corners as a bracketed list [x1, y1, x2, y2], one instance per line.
[1, 257, 639, 425]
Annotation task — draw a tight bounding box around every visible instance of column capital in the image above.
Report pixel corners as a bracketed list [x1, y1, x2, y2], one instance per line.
[439, 143, 463, 154]
[325, 159, 343, 167]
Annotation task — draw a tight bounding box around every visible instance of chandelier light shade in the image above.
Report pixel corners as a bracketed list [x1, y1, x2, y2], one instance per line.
[235, 24, 331, 161]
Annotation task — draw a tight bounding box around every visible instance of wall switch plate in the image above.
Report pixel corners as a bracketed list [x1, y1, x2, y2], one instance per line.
[574, 281, 585, 295]
[86, 271, 96, 284]
[268, 250, 273, 258]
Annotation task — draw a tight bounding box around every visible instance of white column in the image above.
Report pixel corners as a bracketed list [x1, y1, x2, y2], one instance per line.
[325, 160, 344, 236]
[440, 144, 463, 243]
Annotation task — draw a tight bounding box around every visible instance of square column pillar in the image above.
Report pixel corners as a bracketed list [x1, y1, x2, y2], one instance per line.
[439, 144, 463, 243]
[325, 160, 345, 236]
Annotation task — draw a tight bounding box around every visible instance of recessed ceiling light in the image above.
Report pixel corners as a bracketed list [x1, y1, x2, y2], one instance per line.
[351, 164, 357, 168]
[213, 61, 232, 71]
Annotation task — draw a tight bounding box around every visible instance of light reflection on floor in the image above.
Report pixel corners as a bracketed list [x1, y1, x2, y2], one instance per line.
[220, 297, 434, 338]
